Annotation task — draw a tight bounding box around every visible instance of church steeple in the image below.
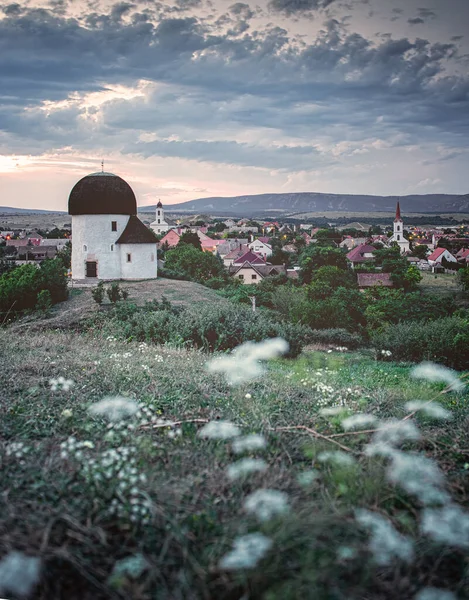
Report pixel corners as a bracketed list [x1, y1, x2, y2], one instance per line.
[394, 200, 402, 222]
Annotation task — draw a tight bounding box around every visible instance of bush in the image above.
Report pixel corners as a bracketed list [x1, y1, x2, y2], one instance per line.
[91, 282, 105, 305]
[0, 258, 68, 318]
[372, 316, 469, 369]
[36, 289, 52, 312]
[93, 300, 309, 357]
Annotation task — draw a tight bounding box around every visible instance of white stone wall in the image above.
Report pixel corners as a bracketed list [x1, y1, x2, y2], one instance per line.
[71, 214, 129, 279]
[119, 243, 158, 279]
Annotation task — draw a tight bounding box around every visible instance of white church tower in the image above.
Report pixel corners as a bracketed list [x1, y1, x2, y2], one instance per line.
[69, 171, 158, 280]
[390, 201, 410, 254]
[150, 200, 171, 235]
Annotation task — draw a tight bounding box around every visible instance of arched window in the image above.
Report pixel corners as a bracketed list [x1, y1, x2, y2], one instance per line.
[157, 210, 161, 216]
[83, 244, 87, 252]
[158, 219, 160, 224]
[397, 235, 400, 241]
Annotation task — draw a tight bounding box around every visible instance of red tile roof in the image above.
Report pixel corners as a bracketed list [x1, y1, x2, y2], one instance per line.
[427, 247, 447, 261]
[346, 244, 376, 263]
[357, 273, 393, 288]
[233, 250, 266, 265]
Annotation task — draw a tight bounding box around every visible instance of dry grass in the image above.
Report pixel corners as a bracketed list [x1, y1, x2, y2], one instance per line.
[417, 271, 462, 298]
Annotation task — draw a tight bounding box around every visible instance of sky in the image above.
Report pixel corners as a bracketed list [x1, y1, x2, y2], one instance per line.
[0, 0, 468, 210]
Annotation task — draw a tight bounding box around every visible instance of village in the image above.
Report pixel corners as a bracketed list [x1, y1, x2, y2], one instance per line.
[1, 170, 469, 290]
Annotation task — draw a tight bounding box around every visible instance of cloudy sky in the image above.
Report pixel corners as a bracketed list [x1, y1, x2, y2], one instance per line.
[0, 0, 468, 210]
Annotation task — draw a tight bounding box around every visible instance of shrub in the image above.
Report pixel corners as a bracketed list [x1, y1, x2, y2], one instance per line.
[36, 289, 52, 313]
[91, 282, 105, 305]
[372, 315, 469, 369]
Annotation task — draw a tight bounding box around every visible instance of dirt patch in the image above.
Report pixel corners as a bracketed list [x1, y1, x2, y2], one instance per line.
[10, 278, 229, 331]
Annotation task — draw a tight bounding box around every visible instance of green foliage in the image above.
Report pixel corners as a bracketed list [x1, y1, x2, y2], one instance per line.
[0, 258, 68, 317]
[179, 231, 202, 250]
[373, 247, 422, 290]
[313, 228, 342, 246]
[91, 282, 105, 305]
[95, 300, 309, 357]
[457, 267, 469, 291]
[36, 289, 52, 312]
[364, 288, 454, 330]
[412, 244, 428, 259]
[372, 315, 469, 369]
[270, 248, 292, 265]
[298, 246, 348, 284]
[307, 328, 364, 348]
[107, 282, 124, 303]
[307, 266, 357, 299]
[56, 241, 72, 269]
[164, 245, 225, 282]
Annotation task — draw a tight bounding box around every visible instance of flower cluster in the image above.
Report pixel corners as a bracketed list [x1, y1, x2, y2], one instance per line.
[4, 441, 30, 461]
[207, 338, 289, 385]
[59, 439, 151, 524]
[49, 376, 74, 392]
[219, 533, 272, 570]
[0, 551, 41, 598]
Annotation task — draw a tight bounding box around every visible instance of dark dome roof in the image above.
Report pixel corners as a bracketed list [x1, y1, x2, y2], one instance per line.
[156, 200, 163, 208]
[68, 172, 137, 216]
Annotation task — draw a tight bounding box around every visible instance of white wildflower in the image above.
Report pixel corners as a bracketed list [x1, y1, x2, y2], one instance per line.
[197, 421, 241, 440]
[49, 376, 74, 392]
[243, 489, 289, 522]
[0, 551, 41, 598]
[226, 458, 268, 481]
[341, 413, 377, 431]
[206, 338, 289, 385]
[219, 533, 273, 570]
[319, 406, 348, 416]
[245, 393, 252, 399]
[297, 470, 320, 486]
[88, 396, 139, 421]
[232, 434, 266, 454]
[61, 409, 73, 418]
[317, 451, 356, 467]
[355, 509, 414, 566]
[404, 401, 452, 420]
[411, 362, 465, 392]
[386, 451, 450, 506]
[370, 419, 421, 448]
[414, 589, 457, 600]
[421, 504, 469, 548]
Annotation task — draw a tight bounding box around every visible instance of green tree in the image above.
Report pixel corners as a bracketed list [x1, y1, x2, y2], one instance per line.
[299, 246, 348, 284]
[56, 241, 72, 269]
[457, 267, 469, 291]
[179, 231, 202, 250]
[164, 245, 225, 282]
[307, 266, 357, 299]
[412, 244, 428, 260]
[313, 228, 341, 247]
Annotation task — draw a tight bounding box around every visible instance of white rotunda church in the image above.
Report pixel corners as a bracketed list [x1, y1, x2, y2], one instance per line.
[69, 171, 158, 280]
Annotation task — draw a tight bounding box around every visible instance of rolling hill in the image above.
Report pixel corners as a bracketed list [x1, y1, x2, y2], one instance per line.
[141, 192, 469, 217]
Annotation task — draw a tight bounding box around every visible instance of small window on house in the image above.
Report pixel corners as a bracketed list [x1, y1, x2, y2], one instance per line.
[110, 244, 114, 251]
[111, 221, 117, 232]
[252, 274, 257, 280]
[238, 274, 244, 279]
[127, 253, 131, 263]
[83, 244, 87, 252]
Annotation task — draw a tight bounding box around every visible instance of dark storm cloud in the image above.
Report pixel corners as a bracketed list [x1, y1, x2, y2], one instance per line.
[0, 1, 468, 170]
[267, 0, 335, 17]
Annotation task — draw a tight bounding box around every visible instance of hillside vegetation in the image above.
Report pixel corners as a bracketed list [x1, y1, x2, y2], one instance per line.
[1, 320, 469, 599]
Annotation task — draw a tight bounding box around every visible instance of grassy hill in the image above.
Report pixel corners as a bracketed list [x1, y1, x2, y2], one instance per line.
[1, 315, 469, 598]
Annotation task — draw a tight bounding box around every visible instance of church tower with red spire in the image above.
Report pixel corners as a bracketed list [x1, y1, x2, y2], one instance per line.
[390, 200, 410, 253]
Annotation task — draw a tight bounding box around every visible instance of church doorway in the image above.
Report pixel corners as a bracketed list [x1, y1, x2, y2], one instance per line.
[86, 261, 98, 278]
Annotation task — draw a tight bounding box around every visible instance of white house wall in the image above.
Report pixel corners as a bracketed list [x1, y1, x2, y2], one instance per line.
[119, 243, 158, 279]
[71, 214, 128, 279]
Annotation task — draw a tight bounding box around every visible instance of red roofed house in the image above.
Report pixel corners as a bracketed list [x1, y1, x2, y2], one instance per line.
[357, 273, 393, 289]
[223, 244, 250, 266]
[233, 250, 266, 266]
[346, 244, 376, 269]
[427, 247, 457, 267]
[159, 229, 181, 248]
[456, 248, 469, 263]
[229, 262, 285, 285]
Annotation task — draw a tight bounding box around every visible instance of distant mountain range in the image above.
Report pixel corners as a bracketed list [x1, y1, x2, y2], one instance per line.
[0, 206, 65, 214]
[141, 192, 469, 217]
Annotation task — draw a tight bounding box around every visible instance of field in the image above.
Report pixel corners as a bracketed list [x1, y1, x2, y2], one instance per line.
[1, 303, 469, 598]
[417, 271, 462, 298]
